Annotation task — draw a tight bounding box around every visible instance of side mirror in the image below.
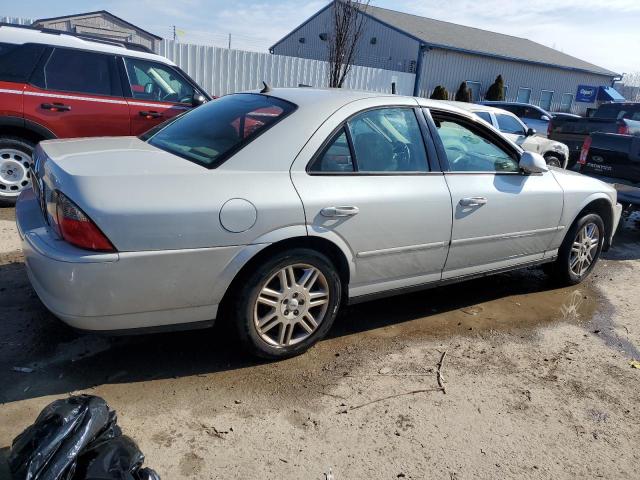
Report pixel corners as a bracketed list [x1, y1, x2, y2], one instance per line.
[526, 127, 536, 137]
[541, 115, 551, 122]
[519, 151, 548, 174]
[191, 92, 207, 107]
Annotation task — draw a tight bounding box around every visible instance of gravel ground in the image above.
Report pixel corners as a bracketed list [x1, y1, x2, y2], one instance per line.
[1, 206, 639, 479]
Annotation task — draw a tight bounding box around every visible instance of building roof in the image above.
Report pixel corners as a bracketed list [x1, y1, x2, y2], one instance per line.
[32, 10, 162, 40]
[362, 4, 616, 77]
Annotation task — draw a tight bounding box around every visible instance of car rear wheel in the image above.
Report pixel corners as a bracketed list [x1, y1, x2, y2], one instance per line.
[233, 248, 342, 359]
[549, 213, 604, 285]
[0, 137, 35, 205]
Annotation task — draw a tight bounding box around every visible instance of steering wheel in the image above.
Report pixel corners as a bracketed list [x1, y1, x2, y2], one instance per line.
[392, 143, 411, 169]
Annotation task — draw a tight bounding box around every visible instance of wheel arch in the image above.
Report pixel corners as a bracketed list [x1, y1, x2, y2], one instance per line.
[0, 117, 56, 145]
[570, 196, 615, 251]
[217, 235, 354, 321]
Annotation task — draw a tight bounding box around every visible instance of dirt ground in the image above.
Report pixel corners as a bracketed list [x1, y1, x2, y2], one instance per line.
[1, 205, 639, 480]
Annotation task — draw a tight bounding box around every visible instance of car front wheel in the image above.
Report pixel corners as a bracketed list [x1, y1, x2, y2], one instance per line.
[551, 213, 604, 285]
[233, 248, 342, 359]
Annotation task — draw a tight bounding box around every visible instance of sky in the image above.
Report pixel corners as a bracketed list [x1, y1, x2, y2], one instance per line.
[5, 0, 640, 76]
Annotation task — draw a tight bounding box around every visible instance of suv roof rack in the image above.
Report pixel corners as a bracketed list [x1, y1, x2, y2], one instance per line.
[0, 22, 155, 54]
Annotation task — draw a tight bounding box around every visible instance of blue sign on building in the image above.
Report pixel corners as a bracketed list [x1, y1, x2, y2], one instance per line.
[576, 85, 598, 103]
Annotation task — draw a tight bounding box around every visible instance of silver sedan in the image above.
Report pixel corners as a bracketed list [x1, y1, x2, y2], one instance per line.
[17, 88, 622, 358]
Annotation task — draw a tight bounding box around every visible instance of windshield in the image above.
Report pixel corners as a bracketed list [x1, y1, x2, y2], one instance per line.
[147, 93, 296, 168]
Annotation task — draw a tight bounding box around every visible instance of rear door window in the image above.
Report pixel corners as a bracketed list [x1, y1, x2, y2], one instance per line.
[147, 93, 296, 168]
[474, 111, 493, 125]
[32, 48, 119, 96]
[0, 42, 46, 83]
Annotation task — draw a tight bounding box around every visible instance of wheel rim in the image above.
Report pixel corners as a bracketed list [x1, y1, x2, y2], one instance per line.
[569, 222, 600, 277]
[253, 263, 330, 348]
[0, 148, 32, 196]
[546, 157, 561, 168]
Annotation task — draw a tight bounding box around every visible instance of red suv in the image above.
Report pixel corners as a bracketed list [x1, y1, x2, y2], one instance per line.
[0, 24, 210, 203]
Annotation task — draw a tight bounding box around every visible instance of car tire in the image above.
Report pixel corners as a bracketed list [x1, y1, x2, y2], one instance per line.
[544, 154, 562, 168]
[549, 213, 605, 286]
[0, 136, 36, 206]
[232, 248, 342, 359]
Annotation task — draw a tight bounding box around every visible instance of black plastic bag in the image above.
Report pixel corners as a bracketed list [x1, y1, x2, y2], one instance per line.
[9, 395, 115, 480]
[8, 395, 158, 480]
[73, 435, 159, 480]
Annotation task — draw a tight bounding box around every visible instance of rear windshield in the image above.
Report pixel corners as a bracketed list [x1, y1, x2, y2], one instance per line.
[594, 103, 640, 120]
[147, 93, 296, 168]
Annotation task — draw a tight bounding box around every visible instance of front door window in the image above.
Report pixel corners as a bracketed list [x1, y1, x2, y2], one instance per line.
[124, 57, 194, 104]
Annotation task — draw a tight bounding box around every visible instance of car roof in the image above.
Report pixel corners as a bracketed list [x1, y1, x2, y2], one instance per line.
[256, 87, 475, 118]
[482, 100, 546, 110]
[439, 100, 517, 116]
[0, 24, 175, 65]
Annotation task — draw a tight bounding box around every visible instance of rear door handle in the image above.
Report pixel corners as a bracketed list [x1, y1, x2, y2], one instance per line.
[459, 197, 488, 207]
[139, 110, 163, 119]
[41, 102, 71, 112]
[321, 206, 360, 217]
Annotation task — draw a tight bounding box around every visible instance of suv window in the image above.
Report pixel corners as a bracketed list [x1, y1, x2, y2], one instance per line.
[33, 48, 117, 96]
[496, 113, 526, 135]
[147, 93, 295, 168]
[474, 111, 493, 124]
[522, 106, 543, 120]
[432, 114, 519, 173]
[0, 42, 46, 83]
[124, 57, 194, 104]
[594, 103, 640, 120]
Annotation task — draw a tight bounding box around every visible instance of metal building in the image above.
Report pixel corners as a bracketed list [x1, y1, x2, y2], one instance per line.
[270, 2, 620, 114]
[31, 11, 161, 51]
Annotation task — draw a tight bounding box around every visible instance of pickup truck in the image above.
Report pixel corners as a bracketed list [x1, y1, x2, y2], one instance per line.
[549, 102, 640, 167]
[579, 132, 640, 216]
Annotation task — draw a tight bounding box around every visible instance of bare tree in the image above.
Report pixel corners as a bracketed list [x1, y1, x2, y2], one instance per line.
[327, 0, 369, 88]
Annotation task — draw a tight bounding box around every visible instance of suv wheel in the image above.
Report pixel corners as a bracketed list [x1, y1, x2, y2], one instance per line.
[544, 154, 562, 168]
[550, 213, 604, 285]
[233, 248, 342, 359]
[0, 137, 35, 205]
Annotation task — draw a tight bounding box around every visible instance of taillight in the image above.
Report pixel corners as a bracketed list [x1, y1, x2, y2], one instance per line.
[54, 192, 116, 252]
[578, 136, 592, 165]
[617, 124, 629, 135]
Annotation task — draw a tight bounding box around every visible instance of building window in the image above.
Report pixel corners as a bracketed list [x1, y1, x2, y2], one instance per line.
[560, 93, 574, 113]
[516, 87, 532, 104]
[466, 81, 482, 101]
[539, 90, 554, 111]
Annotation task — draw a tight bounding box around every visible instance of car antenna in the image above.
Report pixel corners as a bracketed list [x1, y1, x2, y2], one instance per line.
[260, 81, 271, 93]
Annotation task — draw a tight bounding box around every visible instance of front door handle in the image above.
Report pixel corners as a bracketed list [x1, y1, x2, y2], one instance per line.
[459, 197, 488, 207]
[41, 102, 71, 112]
[139, 110, 163, 119]
[321, 206, 360, 217]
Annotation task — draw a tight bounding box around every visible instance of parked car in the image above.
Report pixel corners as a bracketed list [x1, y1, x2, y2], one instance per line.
[548, 102, 640, 167]
[17, 88, 622, 358]
[449, 102, 569, 168]
[578, 132, 640, 216]
[0, 24, 210, 203]
[551, 112, 581, 120]
[480, 101, 552, 134]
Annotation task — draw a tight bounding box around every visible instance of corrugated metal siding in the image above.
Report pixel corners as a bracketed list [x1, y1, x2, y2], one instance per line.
[158, 39, 415, 97]
[1, 16, 34, 26]
[271, 6, 421, 73]
[418, 48, 614, 114]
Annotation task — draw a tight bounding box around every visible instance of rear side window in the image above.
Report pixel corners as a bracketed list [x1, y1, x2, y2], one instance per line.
[474, 111, 492, 124]
[312, 128, 354, 173]
[147, 93, 296, 168]
[0, 42, 46, 83]
[33, 48, 118, 96]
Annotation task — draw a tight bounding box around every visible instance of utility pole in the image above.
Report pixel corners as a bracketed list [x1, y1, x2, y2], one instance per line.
[228, 33, 231, 49]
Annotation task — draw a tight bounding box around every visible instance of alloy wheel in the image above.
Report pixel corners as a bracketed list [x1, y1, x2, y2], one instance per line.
[0, 148, 32, 196]
[253, 263, 330, 348]
[569, 222, 600, 277]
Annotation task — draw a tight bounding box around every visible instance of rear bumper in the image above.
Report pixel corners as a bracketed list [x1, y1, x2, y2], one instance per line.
[16, 190, 243, 332]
